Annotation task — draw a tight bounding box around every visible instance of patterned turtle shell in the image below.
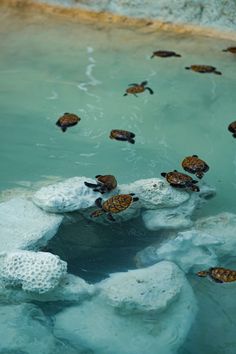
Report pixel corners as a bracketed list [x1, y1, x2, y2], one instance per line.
[126, 85, 145, 94]
[97, 175, 117, 190]
[102, 194, 133, 213]
[223, 47, 236, 54]
[56, 113, 81, 132]
[165, 171, 194, 185]
[185, 65, 221, 75]
[182, 155, 209, 179]
[197, 267, 236, 283]
[151, 50, 181, 58]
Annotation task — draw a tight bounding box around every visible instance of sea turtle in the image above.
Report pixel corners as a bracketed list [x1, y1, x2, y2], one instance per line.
[151, 50, 181, 58]
[110, 129, 136, 144]
[222, 47, 236, 54]
[90, 194, 139, 221]
[181, 155, 209, 179]
[84, 175, 117, 194]
[197, 267, 236, 283]
[124, 81, 154, 97]
[185, 65, 222, 75]
[161, 170, 199, 192]
[56, 112, 81, 132]
[228, 121, 236, 138]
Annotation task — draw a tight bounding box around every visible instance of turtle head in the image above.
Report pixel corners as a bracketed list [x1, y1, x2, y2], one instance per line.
[196, 270, 209, 277]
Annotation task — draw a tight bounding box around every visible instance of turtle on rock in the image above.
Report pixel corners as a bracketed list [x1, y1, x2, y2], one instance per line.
[110, 129, 136, 144]
[185, 65, 222, 75]
[197, 267, 236, 283]
[90, 194, 139, 221]
[222, 47, 236, 54]
[161, 170, 199, 192]
[181, 155, 209, 179]
[56, 112, 81, 132]
[151, 50, 181, 58]
[84, 175, 117, 194]
[228, 121, 236, 138]
[124, 81, 154, 97]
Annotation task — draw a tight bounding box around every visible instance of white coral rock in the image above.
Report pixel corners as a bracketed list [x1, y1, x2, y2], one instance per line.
[0, 251, 67, 294]
[0, 197, 63, 252]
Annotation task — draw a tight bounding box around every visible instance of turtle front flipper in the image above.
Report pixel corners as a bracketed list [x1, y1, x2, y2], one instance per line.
[161, 172, 167, 177]
[123, 93, 128, 96]
[132, 197, 139, 202]
[189, 184, 200, 192]
[141, 81, 148, 86]
[195, 171, 204, 179]
[145, 87, 154, 95]
[61, 126, 67, 132]
[214, 70, 222, 75]
[233, 133, 236, 138]
[84, 181, 99, 189]
[107, 213, 116, 222]
[196, 270, 209, 277]
[95, 197, 103, 208]
[174, 53, 181, 57]
[127, 137, 135, 144]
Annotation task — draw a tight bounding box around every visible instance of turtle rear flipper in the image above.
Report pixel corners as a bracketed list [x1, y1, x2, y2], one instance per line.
[185, 67, 190, 70]
[150, 53, 155, 59]
[145, 87, 154, 95]
[233, 133, 236, 138]
[84, 181, 99, 189]
[107, 213, 116, 222]
[61, 126, 67, 132]
[128, 137, 135, 144]
[132, 197, 139, 202]
[214, 70, 222, 75]
[174, 53, 181, 57]
[123, 93, 128, 96]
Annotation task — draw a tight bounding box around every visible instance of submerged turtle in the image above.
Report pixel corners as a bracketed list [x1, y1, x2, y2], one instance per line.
[197, 267, 236, 283]
[222, 46, 236, 54]
[151, 50, 181, 58]
[124, 81, 154, 97]
[56, 112, 81, 132]
[161, 170, 199, 192]
[110, 129, 136, 144]
[182, 155, 209, 179]
[84, 175, 117, 194]
[185, 65, 222, 75]
[90, 194, 139, 221]
[228, 121, 236, 138]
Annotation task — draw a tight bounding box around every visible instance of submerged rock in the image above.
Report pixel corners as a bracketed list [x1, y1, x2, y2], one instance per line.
[54, 261, 197, 354]
[0, 197, 63, 252]
[0, 251, 67, 294]
[136, 212, 236, 273]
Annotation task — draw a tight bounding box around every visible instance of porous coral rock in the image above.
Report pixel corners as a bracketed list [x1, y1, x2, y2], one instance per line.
[0, 251, 67, 294]
[0, 197, 63, 252]
[54, 261, 197, 354]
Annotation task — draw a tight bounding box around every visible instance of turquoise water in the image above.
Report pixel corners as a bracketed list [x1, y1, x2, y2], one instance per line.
[1, 6, 236, 354]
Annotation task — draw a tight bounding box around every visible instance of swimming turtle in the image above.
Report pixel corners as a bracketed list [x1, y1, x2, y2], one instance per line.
[110, 129, 136, 144]
[222, 46, 236, 54]
[161, 170, 199, 192]
[181, 155, 209, 179]
[228, 121, 236, 138]
[185, 65, 222, 75]
[151, 50, 181, 58]
[124, 81, 154, 97]
[197, 267, 236, 283]
[90, 194, 139, 221]
[56, 112, 81, 132]
[84, 175, 117, 194]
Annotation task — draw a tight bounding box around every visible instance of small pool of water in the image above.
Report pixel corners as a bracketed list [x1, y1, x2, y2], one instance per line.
[1, 5, 236, 354]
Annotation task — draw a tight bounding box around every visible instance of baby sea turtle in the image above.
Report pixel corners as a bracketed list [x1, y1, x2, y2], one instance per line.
[90, 194, 139, 221]
[222, 47, 236, 54]
[151, 50, 181, 58]
[185, 65, 222, 75]
[228, 121, 236, 138]
[110, 129, 135, 144]
[161, 170, 199, 192]
[56, 112, 81, 132]
[84, 175, 117, 194]
[197, 267, 236, 283]
[182, 155, 209, 179]
[124, 81, 154, 97]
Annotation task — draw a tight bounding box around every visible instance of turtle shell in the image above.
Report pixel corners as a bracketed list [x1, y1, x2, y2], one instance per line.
[189, 65, 216, 73]
[97, 175, 117, 190]
[165, 171, 193, 186]
[56, 113, 80, 128]
[182, 156, 209, 176]
[110, 129, 132, 140]
[224, 47, 236, 53]
[152, 50, 181, 58]
[228, 121, 236, 133]
[210, 267, 236, 283]
[102, 194, 133, 213]
[126, 85, 145, 94]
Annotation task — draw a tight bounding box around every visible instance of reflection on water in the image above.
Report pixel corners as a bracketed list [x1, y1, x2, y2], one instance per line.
[1, 4, 236, 354]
